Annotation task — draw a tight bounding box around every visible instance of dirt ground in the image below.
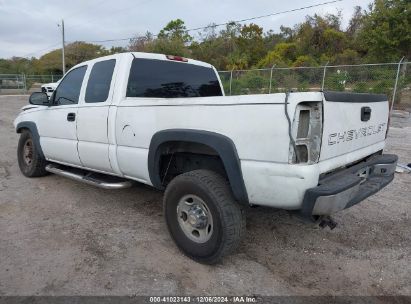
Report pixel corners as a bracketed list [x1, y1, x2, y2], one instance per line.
[0, 95, 410, 296]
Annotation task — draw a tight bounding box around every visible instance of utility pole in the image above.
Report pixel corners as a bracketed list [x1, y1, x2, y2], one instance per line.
[60, 19, 66, 74]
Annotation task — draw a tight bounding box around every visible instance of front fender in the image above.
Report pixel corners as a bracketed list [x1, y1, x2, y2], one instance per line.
[16, 121, 45, 158]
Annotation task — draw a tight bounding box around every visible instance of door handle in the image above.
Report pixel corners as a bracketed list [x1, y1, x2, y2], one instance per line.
[67, 113, 76, 122]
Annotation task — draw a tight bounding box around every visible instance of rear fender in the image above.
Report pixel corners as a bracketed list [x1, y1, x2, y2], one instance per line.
[148, 129, 249, 205]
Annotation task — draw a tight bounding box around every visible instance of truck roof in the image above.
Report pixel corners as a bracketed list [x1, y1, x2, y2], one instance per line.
[70, 52, 215, 71]
[129, 52, 214, 68]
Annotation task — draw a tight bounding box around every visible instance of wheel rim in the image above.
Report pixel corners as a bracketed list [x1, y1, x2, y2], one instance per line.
[23, 139, 34, 166]
[176, 194, 213, 243]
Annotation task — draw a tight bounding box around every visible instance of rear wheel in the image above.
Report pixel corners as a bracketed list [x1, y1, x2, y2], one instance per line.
[17, 130, 48, 177]
[164, 169, 245, 264]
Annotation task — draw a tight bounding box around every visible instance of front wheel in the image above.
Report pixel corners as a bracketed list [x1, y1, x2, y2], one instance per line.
[163, 170, 245, 264]
[17, 130, 48, 177]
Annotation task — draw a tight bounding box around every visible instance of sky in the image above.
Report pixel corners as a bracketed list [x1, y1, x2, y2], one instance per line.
[0, 0, 373, 59]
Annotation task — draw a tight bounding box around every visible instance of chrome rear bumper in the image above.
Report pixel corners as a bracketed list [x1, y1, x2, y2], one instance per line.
[300, 154, 397, 216]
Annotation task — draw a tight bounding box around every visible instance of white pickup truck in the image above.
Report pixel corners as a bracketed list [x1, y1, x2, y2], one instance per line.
[14, 52, 397, 264]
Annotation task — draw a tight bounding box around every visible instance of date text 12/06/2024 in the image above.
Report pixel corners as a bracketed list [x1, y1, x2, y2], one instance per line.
[149, 296, 257, 303]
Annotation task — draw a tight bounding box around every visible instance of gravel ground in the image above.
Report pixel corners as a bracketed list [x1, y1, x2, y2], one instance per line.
[0, 95, 410, 296]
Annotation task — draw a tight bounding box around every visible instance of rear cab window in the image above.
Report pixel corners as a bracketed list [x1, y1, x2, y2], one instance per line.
[126, 58, 223, 98]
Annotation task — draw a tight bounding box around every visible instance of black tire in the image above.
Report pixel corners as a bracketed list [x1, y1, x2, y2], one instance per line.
[163, 169, 245, 264]
[17, 130, 48, 177]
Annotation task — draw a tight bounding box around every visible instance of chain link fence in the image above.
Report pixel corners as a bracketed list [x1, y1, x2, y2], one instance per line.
[395, 61, 411, 110]
[219, 60, 410, 110]
[0, 74, 63, 95]
[0, 74, 25, 94]
[1, 61, 410, 109]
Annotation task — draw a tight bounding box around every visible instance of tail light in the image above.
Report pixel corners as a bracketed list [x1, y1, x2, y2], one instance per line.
[289, 102, 323, 164]
[166, 55, 188, 62]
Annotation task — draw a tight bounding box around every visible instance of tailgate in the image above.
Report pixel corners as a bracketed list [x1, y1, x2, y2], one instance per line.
[320, 91, 389, 161]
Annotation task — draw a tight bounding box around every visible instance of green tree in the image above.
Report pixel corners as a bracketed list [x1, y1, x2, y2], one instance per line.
[158, 19, 192, 43]
[346, 6, 364, 38]
[65, 41, 106, 66]
[356, 0, 411, 61]
[108, 46, 127, 54]
[292, 55, 318, 67]
[293, 14, 344, 62]
[0, 57, 37, 74]
[256, 42, 297, 68]
[149, 37, 191, 57]
[322, 28, 347, 56]
[190, 22, 242, 69]
[263, 30, 286, 51]
[333, 49, 361, 64]
[226, 51, 249, 70]
[37, 49, 63, 73]
[129, 32, 155, 52]
[36, 42, 107, 73]
[151, 19, 192, 56]
[237, 23, 265, 67]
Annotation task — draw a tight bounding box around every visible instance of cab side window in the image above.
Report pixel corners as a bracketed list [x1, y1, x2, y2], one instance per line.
[85, 59, 116, 103]
[53, 66, 87, 106]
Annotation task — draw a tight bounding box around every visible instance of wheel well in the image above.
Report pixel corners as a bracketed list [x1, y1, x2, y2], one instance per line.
[148, 129, 249, 205]
[15, 122, 45, 158]
[16, 126, 28, 133]
[158, 141, 227, 185]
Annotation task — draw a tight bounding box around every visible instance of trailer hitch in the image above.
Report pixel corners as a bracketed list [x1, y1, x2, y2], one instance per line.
[319, 216, 338, 230]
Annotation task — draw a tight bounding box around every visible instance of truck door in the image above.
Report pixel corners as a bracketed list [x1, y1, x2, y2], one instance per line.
[37, 65, 87, 166]
[76, 58, 117, 173]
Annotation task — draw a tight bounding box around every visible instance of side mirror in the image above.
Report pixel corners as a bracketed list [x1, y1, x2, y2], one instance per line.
[29, 92, 49, 106]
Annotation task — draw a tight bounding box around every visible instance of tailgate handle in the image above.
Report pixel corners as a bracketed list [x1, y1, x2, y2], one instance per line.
[361, 107, 372, 122]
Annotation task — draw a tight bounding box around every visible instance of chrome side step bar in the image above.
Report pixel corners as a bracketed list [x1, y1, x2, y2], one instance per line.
[45, 164, 134, 190]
